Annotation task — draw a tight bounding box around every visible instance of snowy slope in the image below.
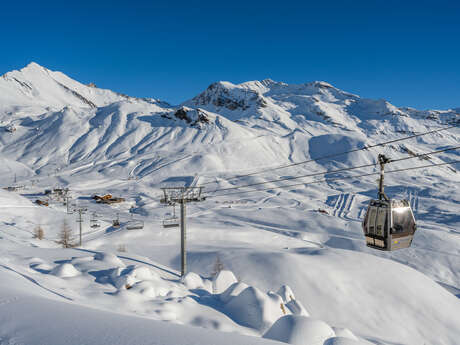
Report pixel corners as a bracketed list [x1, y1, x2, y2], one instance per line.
[0, 263, 285, 345]
[0, 63, 459, 345]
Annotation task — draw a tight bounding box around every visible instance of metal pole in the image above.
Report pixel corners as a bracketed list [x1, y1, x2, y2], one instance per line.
[180, 199, 186, 277]
[76, 208, 87, 246]
[378, 154, 389, 201]
[78, 210, 83, 246]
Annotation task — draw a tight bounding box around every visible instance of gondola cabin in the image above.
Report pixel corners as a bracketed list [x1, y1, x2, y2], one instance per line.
[362, 199, 416, 251]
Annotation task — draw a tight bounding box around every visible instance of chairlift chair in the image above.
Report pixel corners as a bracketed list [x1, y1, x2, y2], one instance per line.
[90, 212, 101, 228]
[127, 220, 144, 230]
[163, 217, 179, 228]
[362, 154, 417, 251]
[163, 203, 179, 228]
[112, 213, 120, 228]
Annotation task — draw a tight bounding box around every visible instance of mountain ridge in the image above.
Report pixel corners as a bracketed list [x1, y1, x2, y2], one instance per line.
[2, 62, 459, 115]
[0, 62, 458, 182]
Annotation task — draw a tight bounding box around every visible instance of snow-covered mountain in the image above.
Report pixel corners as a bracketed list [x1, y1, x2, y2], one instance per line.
[0, 63, 459, 345]
[1, 62, 458, 181]
[0, 62, 131, 110]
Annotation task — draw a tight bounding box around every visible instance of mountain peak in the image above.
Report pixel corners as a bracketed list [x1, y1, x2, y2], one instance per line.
[0, 62, 132, 110]
[22, 61, 49, 73]
[260, 78, 276, 86]
[307, 81, 334, 89]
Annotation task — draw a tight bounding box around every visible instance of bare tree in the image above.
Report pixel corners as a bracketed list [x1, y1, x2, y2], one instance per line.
[212, 254, 224, 277]
[33, 225, 44, 240]
[56, 220, 74, 248]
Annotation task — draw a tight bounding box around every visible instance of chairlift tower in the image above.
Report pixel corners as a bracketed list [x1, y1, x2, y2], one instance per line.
[75, 207, 88, 246]
[161, 187, 205, 277]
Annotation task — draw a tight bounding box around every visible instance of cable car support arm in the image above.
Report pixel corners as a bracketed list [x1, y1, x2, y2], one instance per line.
[378, 154, 390, 201]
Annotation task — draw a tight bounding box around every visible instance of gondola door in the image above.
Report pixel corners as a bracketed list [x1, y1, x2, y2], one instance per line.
[363, 202, 389, 250]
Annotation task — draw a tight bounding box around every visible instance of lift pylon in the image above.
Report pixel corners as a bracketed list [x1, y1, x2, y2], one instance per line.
[160, 187, 205, 276]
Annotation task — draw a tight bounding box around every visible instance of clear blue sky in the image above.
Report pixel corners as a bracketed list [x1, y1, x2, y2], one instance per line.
[1, 0, 459, 109]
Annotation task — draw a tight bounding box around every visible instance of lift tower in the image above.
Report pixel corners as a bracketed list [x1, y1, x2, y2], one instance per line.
[161, 187, 205, 277]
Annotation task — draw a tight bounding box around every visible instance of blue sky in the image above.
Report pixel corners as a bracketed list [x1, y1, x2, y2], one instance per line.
[1, 0, 459, 109]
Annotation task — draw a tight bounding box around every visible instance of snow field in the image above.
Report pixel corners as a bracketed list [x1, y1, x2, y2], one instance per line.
[0, 62, 459, 345]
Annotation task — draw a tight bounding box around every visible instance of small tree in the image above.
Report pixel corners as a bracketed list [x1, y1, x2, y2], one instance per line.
[33, 225, 44, 240]
[57, 220, 74, 248]
[212, 254, 224, 277]
[280, 303, 287, 315]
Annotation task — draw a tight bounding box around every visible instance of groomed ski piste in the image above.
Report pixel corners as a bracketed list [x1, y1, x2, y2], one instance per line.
[0, 63, 459, 345]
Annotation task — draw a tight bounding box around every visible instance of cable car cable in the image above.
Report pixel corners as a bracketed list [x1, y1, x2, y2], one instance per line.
[209, 146, 460, 194]
[207, 159, 460, 198]
[198, 124, 459, 186]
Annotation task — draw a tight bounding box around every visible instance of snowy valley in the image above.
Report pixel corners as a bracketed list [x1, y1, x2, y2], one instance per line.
[0, 62, 459, 345]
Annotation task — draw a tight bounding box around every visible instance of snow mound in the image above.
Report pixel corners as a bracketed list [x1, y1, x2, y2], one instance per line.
[28, 257, 46, 265]
[263, 315, 335, 345]
[219, 281, 249, 303]
[182, 272, 204, 290]
[212, 270, 238, 294]
[324, 337, 367, 345]
[224, 286, 285, 331]
[32, 263, 54, 272]
[128, 280, 171, 298]
[94, 252, 125, 268]
[331, 327, 358, 341]
[51, 263, 80, 278]
[277, 285, 295, 303]
[110, 265, 161, 290]
[285, 299, 309, 317]
[71, 256, 95, 264]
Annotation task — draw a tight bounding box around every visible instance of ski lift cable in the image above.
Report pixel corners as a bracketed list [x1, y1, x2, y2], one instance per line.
[208, 146, 460, 194]
[198, 124, 459, 186]
[207, 159, 460, 199]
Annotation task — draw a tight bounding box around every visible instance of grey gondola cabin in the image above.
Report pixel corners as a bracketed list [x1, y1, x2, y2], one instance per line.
[362, 154, 417, 251]
[363, 199, 416, 250]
